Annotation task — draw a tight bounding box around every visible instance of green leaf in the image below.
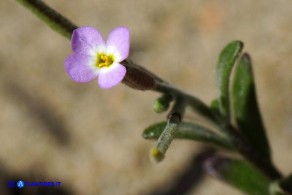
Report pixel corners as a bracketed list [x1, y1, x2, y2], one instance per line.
[143, 121, 234, 150]
[210, 99, 220, 114]
[210, 98, 223, 121]
[205, 156, 270, 195]
[232, 53, 271, 160]
[216, 41, 243, 121]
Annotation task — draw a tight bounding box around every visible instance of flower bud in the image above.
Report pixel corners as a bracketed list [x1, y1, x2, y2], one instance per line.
[153, 94, 173, 113]
[122, 60, 156, 90]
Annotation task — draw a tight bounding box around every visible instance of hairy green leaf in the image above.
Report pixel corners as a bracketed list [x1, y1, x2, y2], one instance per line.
[205, 156, 270, 195]
[216, 41, 243, 121]
[143, 121, 233, 150]
[232, 53, 271, 160]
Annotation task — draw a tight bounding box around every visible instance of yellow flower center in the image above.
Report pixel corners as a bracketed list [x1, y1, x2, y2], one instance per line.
[96, 54, 114, 68]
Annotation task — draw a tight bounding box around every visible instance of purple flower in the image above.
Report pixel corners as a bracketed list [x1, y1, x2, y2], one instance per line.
[65, 26, 130, 88]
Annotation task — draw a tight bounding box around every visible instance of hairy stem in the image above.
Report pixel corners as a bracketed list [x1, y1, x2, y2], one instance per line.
[223, 124, 282, 180]
[154, 82, 218, 124]
[16, 0, 77, 39]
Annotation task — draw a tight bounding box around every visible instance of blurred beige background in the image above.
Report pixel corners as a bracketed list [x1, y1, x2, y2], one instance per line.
[0, 0, 292, 194]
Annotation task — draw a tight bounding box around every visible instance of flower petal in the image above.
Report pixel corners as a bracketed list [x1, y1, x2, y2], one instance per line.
[106, 27, 130, 62]
[65, 54, 98, 82]
[98, 63, 126, 88]
[72, 26, 105, 55]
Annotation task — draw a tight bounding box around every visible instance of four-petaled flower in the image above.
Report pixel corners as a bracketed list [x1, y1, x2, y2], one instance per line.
[65, 26, 130, 88]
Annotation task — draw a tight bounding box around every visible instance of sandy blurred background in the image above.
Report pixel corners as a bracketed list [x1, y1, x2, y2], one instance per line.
[0, 0, 292, 194]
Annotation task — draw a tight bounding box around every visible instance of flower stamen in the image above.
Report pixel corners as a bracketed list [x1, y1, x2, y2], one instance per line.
[97, 54, 114, 68]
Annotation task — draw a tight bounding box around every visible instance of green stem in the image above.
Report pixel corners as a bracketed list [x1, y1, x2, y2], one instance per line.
[16, 0, 77, 39]
[154, 82, 218, 124]
[222, 124, 282, 180]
